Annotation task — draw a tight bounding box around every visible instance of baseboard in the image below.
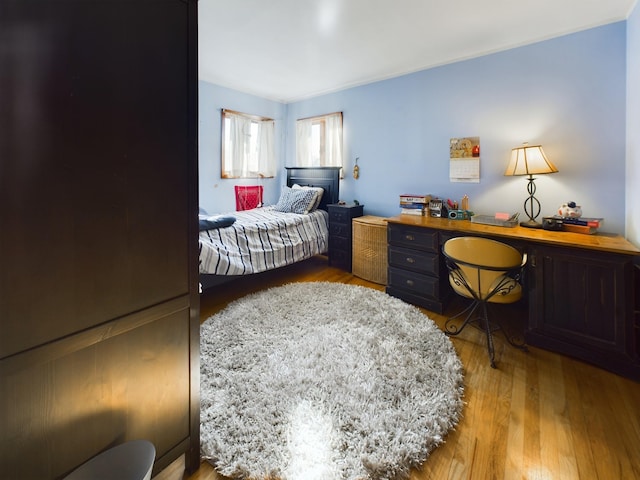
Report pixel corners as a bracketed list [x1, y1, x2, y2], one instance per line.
[152, 454, 184, 480]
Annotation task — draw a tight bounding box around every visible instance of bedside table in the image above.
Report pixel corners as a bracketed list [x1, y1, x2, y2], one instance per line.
[327, 203, 364, 271]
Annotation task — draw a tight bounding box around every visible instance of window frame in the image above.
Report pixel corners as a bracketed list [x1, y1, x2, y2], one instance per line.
[221, 108, 275, 179]
[295, 111, 343, 169]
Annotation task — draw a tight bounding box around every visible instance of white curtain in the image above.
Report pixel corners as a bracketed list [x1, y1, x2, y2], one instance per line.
[227, 113, 251, 178]
[258, 120, 275, 177]
[296, 112, 342, 168]
[324, 112, 342, 168]
[223, 110, 275, 178]
[296, 117, 313, 166]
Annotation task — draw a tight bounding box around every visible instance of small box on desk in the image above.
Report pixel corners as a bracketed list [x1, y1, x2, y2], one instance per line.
[562, 223, 597, 235]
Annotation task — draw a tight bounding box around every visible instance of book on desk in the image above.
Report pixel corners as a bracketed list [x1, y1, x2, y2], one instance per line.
[561, 223, 597, 234]
[399, 194, 431, 216]
[554, 215, 604, 234]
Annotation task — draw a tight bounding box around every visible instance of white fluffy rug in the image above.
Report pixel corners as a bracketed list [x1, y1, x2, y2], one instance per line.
[200, 282, 464, 480]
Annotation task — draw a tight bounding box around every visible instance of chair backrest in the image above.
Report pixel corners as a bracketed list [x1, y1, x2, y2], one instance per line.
[444, 237, 522, 268]
[443, 236, 525, 301]
[234, 185, 263, 211]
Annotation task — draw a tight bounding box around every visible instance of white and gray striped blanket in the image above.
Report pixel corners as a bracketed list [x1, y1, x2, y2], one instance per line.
[198, 207, 329, 275]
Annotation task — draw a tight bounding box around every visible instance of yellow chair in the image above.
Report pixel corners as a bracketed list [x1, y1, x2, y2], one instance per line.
[442, 236, 528, 368]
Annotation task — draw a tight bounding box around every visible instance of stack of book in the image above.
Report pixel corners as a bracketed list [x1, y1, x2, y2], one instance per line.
[557, 216, 604, 235]
[399, 194, 432, 216]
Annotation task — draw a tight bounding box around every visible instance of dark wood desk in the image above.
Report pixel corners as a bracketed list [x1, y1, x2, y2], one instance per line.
[386, 214, 640, 380]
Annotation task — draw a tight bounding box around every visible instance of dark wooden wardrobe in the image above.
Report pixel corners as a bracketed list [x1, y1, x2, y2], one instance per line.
[0, 1, 200, 478]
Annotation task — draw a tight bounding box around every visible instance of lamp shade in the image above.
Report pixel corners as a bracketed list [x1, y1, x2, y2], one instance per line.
[504, 144, 558, 176]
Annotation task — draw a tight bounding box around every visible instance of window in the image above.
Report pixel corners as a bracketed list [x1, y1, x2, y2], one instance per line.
[221, 109, 275, 178]
[296, 112, 343, 169]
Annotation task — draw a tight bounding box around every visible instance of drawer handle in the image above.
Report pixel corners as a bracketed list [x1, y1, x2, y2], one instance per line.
[404, 234, 415, 241]
[406, 257, 415, 264]
[405, 279, 415, 287]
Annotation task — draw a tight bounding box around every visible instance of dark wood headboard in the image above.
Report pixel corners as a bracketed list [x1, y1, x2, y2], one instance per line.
[285, 166, 341, 210]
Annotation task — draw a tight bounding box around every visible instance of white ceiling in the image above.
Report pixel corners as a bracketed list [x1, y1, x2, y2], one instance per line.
[198, 0, 636, 103]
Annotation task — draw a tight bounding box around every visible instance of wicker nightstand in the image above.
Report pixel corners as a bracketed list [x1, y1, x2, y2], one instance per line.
[352, 216, 388, 285]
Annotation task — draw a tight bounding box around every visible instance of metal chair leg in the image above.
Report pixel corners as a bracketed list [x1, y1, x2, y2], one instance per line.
[480, 302, 496, 368]
[490, 308, 529, 352]
[446, 299, 527, 368]
[445, 300, 480, 336]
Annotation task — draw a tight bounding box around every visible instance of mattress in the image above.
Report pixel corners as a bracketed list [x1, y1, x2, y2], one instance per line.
[198, 206, 329, 275]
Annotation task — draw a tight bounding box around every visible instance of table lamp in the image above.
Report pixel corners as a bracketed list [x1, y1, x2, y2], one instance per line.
[504, 143, 558, 228]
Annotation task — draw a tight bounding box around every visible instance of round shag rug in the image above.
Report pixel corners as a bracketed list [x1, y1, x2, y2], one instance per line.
[200, 282, 464, 480]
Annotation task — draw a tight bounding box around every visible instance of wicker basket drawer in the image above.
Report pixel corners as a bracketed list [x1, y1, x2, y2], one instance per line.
[388, 246, 439, 276]
[387, 266, 441, 299]
[352, 216, 388, 284]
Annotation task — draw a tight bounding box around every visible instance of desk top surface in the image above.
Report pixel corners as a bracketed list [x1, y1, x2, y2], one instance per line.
[386, 215, 640, 256]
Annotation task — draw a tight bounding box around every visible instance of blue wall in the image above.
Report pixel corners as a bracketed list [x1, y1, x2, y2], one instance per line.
[201, 21, 630, 236]
[627, 2, 640, 246]
[199, 82, 286, 213]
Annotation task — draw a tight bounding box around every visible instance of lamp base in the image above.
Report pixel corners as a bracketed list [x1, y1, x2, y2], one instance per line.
[520, 219, 542, 229]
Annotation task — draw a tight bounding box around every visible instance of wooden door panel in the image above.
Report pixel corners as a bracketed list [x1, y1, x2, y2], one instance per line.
[532, 247, 629, 354]
[0, 307, 191, 479]
[0, 1, 190, 357]
[0, 0, 200, 476]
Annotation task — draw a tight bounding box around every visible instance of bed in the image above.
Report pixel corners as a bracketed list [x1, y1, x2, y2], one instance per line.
[199, 167, 341, 290]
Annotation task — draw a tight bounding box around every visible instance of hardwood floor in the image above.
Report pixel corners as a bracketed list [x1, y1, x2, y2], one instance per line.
[187, 255, 640, 480]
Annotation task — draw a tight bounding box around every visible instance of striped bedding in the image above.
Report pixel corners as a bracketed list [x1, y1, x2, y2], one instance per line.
[198, 207, 329, 275]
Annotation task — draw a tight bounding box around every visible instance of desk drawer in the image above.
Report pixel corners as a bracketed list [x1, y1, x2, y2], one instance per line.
[329, 209, 353, 224]
[387, 266, 441, 299]
[388, 224, 439, 252]
[329, 235, 350, 251]
[329, 223, 350, 237]
[388, 246, 439, 276]
[328, 248, 350, 269]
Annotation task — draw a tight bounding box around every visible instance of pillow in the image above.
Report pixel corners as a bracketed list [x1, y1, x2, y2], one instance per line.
[198, 215, 236, 231]
[273, 186, 318, 214]
[291, 184, 324, 213]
